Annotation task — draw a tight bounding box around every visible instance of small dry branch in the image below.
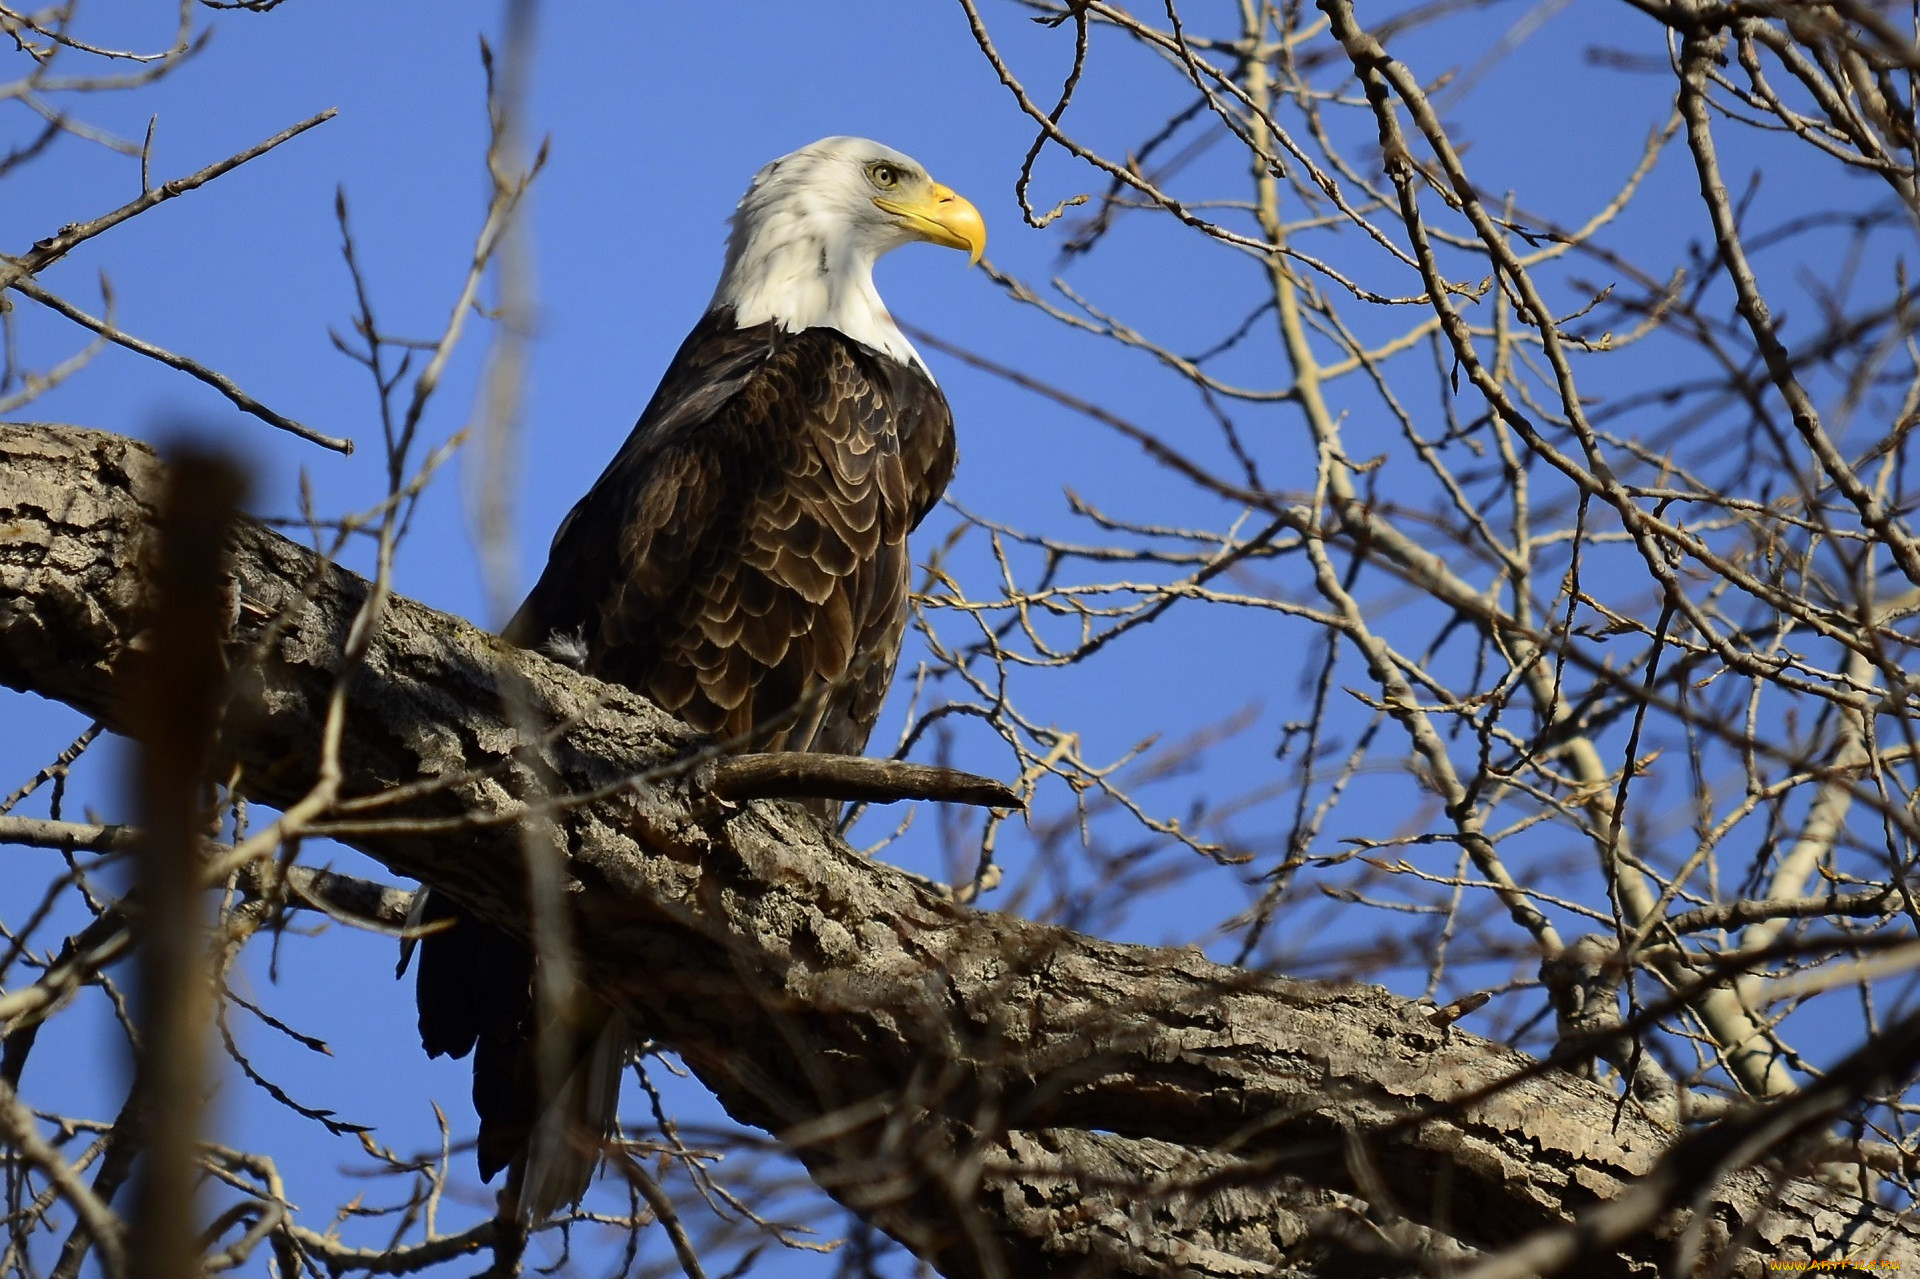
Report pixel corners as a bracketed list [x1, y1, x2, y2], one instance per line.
[706, 754, 1022, 810]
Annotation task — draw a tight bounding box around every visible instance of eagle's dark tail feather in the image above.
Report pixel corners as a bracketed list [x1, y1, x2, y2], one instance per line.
[510, 1010, 630, 1222]
[404, 891, 626, 1223]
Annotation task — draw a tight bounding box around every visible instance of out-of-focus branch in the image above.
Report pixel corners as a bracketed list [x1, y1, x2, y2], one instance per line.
[125, 447, 244, 1279]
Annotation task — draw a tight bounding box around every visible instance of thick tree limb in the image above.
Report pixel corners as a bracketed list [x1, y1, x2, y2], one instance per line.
[0, 423, 1910, 1278]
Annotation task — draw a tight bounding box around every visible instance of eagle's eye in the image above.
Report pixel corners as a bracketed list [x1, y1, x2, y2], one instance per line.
[868, 162, 903, 189]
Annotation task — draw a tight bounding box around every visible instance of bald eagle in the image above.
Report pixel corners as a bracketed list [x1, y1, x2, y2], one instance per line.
[406, 138, 984, 1222]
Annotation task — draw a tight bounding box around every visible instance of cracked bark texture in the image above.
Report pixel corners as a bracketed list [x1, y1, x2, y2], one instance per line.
[0, 422, 1908, 1278]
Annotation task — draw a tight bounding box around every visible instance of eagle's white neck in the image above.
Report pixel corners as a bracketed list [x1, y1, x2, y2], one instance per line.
[712, 232, 926, 373]
[709, 158, 929, 374]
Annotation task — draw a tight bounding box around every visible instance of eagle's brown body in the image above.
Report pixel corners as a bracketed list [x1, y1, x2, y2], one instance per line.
[508, 309, 956, 750]
[412, 308, 957, 1208]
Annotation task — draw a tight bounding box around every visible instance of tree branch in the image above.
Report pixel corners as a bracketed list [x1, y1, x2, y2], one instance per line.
[707, 754, 1021, 809]
[6, 276, 350, 453]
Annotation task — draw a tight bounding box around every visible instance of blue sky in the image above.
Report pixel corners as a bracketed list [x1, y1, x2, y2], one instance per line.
[3, 0, 1894, 1273]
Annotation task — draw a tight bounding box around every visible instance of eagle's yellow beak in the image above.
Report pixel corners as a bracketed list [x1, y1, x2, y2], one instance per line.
[876, 182, 986, 266]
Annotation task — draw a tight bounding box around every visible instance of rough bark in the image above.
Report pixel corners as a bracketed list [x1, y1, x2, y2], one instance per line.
[0, 422, 1907, 1278]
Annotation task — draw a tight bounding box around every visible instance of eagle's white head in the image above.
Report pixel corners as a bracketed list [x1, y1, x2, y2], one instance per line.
[711, 137, 986, 371]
